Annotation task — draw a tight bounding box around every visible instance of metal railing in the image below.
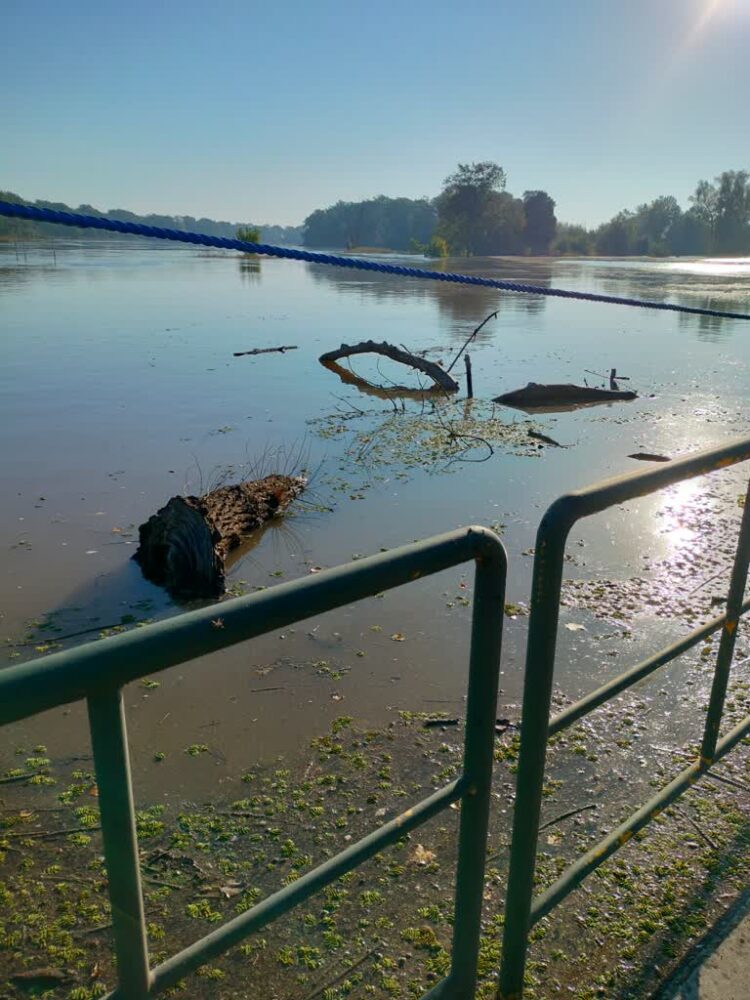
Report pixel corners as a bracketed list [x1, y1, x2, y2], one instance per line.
[0, 526, 507, 1000]
[498, 436, 750, 999]
[4, 438, 750, 999]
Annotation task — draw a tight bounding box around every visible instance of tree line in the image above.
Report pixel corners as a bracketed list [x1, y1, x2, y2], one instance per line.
[4, 165, 749, 257]
[0, 190, 303, 246]
[302, 163, 750, 258]
[303, 195, 437, 252]
[561, 170, 750, 256]
[301, 166, 555, 257]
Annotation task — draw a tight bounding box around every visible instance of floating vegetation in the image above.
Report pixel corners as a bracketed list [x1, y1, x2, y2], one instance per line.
[2, 690, 750, 999]
[311, 399, 542, 475]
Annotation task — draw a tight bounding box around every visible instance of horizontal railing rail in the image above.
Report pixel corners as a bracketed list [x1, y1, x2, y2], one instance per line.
[498, 436, 750, 998]
[0, 527, 507, 1000]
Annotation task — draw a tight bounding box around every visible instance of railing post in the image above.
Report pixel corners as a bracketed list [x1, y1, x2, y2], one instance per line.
[88, 690, 151, 999]
[498, 504, 572, 999]
[701, 478, 750, 762]
[450, 537, 506, 996]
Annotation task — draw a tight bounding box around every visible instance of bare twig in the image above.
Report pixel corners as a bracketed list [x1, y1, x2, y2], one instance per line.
[528, 429, 565, 448]
[705, 771, 750, 793]
[446, 310, 498, 374]
[143, 875, 183, 890]
[37, 873, 100, 885]
[539, 803, 597, 831]
[233, 345, 298, 356]
[7, 824, 101, 840]
[687, 566, 729, 596]
[8, 620, 131, 648]
[672, 805, 718, 851]
[302, 945, 380, 1000]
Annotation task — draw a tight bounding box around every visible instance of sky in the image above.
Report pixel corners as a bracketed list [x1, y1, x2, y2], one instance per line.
[2, 0, 749, 227]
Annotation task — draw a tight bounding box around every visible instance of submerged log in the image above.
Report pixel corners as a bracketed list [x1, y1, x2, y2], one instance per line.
[134, 475, 305, 599]
[494, 382, 637, 410]
[319, 340, 460, 393]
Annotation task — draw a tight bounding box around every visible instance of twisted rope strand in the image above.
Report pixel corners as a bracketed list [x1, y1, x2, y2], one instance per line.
[1, 200, 748, 321]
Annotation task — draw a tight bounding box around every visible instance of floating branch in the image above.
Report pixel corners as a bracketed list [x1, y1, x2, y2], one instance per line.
[628, 452, 670, 463]
[233, 345, 298, 357]
[319, 340, 460, 393]
[321, 358, 449, 401]
[528, 429, 566, 448]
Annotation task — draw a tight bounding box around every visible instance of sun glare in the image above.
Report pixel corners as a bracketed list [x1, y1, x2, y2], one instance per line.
[682, 0, 745, 51]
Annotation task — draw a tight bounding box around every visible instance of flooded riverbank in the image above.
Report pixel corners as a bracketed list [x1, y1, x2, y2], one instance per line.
[2, 242, 750, 999]
[2, 244, 750, 799]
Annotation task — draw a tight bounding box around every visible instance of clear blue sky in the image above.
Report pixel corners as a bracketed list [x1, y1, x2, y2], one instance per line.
[2, 0, 748, 227]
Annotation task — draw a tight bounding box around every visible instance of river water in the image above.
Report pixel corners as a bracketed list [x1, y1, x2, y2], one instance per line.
[2, 242, 749, 800]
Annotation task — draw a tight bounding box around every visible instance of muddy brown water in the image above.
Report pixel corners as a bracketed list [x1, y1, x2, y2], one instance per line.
[2, 243, 750, 803]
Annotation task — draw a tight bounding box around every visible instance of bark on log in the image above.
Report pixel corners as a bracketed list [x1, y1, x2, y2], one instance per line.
[134, 475, 305, 599]
[494, 382, 637, 409]
[319, 341, 459, 393]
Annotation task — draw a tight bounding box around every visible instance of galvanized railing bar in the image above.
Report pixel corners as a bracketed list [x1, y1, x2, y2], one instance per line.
[529, 709, 750, 926]
[701, 478, 750, 762]
[0, 526, 497, 727]
[499, 436, 750, 999]
[450, 550, 507, 995]
[548, 595, 750, 737]
[88, 691, 151, 999]
[421, 976, 454, 999]
[142, 778, 468, 997]
[550, 435, 750, 528]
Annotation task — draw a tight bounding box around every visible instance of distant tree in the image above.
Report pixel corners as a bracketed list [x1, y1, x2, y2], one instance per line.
[552, 223, 593, 255]
[595, 212, 635, 255]
[630, 195, 681, 255]
[435, 162, 507, 255]
[714, 170, 750, 254]
[426, 235, 449, 258]
[0, 191, 35, 239]
[477, 191, 526, 254]
[0, 190, 302, 244]
[667, 208, 712, 255]
[303, 197, 436, 250]
[522, 190, 557, 254]
[689, 179, 719, 238]
[237, 225, 261, 244]
[686, 171, 750, 254]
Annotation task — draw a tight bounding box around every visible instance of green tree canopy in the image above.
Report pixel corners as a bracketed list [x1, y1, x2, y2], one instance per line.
[303, 196, 436, 251]
[435, 161, 508, 255]
[237, 225, 261, 244]
[522, 191, 557, 254]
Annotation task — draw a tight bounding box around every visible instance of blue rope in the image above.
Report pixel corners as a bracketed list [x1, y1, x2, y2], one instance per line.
[2, 200, 748, 321]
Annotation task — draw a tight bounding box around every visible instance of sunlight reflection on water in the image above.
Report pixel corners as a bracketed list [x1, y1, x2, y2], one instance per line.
[661, 257, 750, 277]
